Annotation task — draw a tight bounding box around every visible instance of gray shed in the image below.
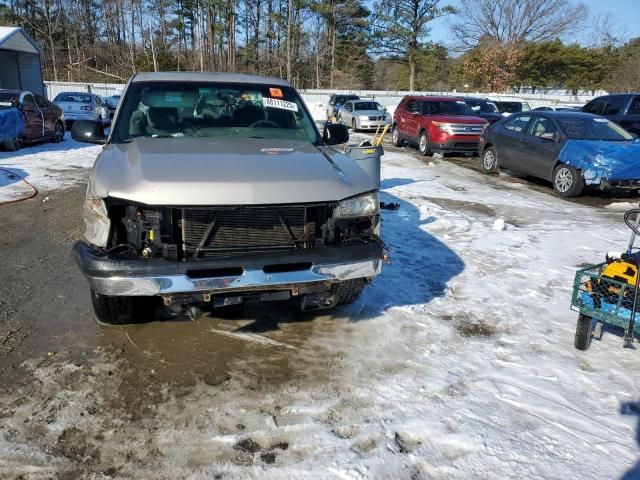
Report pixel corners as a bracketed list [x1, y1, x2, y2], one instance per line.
[0, 27, 43, 95]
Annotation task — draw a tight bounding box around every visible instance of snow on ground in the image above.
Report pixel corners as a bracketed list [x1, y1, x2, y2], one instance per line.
[0, 134, 100, 203]
[1, 130, 640, 477]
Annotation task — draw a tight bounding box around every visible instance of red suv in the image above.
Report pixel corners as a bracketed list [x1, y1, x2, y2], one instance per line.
[392, 96, 487, 156]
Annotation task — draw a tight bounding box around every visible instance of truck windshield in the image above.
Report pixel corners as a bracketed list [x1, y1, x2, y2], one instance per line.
[112, 82, 320, 144]
[559, 117, 634, 141]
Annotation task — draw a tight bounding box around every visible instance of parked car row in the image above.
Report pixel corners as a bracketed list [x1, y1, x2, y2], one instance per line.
[0, 88, 124, 150]
[323, 91, 640, 199]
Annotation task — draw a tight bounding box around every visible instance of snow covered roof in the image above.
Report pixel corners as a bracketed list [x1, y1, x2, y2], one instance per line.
[0, 27, 41, 55]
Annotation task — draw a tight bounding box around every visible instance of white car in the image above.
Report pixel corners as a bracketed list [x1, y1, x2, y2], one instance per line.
[533, 105, 581, 112]
[338, 99, 391, 132]
[53, 92, 109, 126]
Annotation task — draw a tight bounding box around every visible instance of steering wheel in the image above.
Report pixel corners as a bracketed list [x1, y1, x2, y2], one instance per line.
[249, 119, 280, 128]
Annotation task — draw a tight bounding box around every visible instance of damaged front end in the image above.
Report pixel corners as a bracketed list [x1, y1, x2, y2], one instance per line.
[558, 139, 640, 189]
[74, 190, 384, 311]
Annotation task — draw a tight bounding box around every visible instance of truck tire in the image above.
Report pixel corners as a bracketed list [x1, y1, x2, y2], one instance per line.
[392, 125, 404, 147]
[418, 130, 432, 156]
[90, 289, 154, 325]
[334, 279, 367, 305]
[574, 314, 593, 351]
[553, 164, 585, 197]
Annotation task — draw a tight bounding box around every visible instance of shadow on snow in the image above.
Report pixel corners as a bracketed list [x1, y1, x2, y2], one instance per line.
[226, 177, 465, 332]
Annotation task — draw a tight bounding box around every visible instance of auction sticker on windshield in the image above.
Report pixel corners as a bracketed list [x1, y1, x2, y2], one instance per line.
[264, 97, 298, 112]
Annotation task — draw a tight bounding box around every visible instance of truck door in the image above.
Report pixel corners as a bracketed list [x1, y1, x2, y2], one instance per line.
[20, 94, 44, 141]
[35, 95, 55, 137]
[404, 100, 422, 141]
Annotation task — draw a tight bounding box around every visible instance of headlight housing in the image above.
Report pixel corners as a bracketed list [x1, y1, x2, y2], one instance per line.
[359, 115, 369, 121]
[334, 191, 379, 218]
[432, 121, 454, 134]
[83, 182, 110, 247]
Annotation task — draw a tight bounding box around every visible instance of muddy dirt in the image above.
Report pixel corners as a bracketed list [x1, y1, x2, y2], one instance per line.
[0, 186, 350, 478]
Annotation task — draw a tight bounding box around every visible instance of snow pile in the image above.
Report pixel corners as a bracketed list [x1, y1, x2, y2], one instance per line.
[0, 134, 101, 202]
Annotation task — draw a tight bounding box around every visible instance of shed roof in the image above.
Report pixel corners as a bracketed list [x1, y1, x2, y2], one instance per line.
[0, 27, 41, 55]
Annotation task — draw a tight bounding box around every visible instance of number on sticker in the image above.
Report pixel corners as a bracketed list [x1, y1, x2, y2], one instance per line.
[264, 97, 298, 112]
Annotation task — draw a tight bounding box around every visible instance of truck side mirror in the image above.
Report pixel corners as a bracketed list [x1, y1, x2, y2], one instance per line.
[323, 123, 349, 145]
[71, 120, 107, 144]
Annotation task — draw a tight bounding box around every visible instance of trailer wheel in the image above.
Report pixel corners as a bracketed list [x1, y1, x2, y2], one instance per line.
[574, 314, 593, 351]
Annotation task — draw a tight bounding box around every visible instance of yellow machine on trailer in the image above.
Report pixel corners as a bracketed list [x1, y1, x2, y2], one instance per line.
[571, 206, 640, 350]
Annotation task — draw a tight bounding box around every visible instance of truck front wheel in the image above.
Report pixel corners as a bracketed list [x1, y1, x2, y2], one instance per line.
[334, 279, 367, 305]
[90, 289, 154, 325]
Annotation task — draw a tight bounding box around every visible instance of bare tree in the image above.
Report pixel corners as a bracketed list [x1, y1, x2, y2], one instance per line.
[452, 0, 588, 48]
[372, 0, 455, 91]
[584, 12, 628, 49]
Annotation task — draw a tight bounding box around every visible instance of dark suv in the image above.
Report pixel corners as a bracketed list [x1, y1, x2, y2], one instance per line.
[582, 94, 640, 135]
[463, 97, 503, 124]
[392, 96, 487, 156]
[326, 94, 360, 120]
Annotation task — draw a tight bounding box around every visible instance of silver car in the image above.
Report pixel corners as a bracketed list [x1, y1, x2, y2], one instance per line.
[53, 91, 109, 125]
[70, 72, 384, 325]
[338, 99, 391, 132]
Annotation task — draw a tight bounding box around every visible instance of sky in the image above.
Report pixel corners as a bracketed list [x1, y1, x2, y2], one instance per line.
[426, 0, 640, 46]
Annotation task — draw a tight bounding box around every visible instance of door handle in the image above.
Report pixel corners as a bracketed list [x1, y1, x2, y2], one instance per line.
[520, 138, 529, 143]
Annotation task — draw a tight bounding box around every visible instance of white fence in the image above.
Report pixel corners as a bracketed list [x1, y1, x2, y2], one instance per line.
[44, 81, 595, 110]
[45, 81, 124, 100]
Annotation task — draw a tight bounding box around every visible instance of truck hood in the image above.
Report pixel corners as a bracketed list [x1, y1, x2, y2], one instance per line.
[92, 137, 377, 205]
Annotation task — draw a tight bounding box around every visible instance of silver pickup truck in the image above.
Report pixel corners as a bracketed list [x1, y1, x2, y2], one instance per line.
[71, 72, 384, 324]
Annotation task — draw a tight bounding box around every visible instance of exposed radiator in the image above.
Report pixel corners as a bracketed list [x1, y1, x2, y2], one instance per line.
[180, 205, 324, 258]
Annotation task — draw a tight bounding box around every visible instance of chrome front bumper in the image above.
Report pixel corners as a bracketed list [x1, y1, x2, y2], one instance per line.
[72, 241, 382, 297]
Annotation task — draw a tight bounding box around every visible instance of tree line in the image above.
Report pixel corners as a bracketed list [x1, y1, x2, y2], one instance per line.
[0, 0, 639, 94]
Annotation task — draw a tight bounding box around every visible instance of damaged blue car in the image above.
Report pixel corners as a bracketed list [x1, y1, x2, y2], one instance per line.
[479, 111, 637, 197]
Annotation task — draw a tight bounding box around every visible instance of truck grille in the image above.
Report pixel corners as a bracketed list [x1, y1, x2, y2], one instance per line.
[449, 124, 485, 135]
[180, 205, 326, 258]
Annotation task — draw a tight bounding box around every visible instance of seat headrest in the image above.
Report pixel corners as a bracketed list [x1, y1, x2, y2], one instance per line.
[147, 107, 179, 131]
